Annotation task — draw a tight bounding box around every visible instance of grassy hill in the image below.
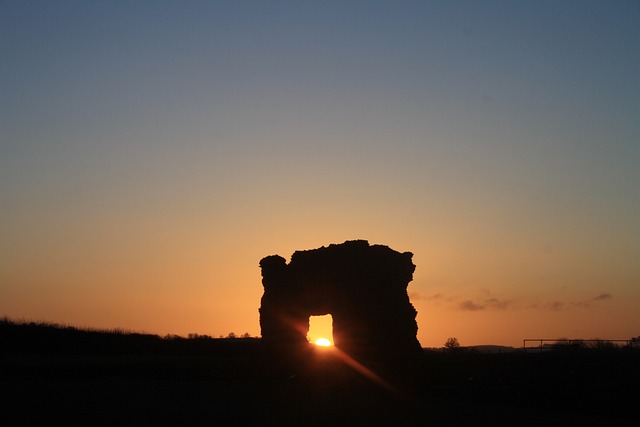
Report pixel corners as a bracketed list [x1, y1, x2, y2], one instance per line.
[1, 318, 636, 425]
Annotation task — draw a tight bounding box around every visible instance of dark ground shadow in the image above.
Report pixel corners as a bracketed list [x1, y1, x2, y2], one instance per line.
[1, 321, 637, 426]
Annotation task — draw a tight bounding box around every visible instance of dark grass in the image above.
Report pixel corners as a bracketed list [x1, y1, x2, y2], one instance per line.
[1, 318, 636, 425]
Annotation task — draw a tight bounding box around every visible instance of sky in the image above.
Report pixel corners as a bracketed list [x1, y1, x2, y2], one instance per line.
[1, 1, 639, 347]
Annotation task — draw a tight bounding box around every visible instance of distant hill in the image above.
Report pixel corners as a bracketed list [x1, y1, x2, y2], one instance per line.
[423, 345, 517, 353]
[466, 345, 516, 353]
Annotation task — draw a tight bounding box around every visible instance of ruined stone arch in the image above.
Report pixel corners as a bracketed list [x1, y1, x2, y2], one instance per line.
[259, 240, 421, 369]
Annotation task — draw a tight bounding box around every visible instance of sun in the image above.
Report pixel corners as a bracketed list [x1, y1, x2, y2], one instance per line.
[314, 337, 332, 347]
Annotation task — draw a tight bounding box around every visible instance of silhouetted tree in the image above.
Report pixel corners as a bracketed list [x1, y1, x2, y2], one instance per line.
[164, 334, 181, 340]
[444, 337, 460, 349]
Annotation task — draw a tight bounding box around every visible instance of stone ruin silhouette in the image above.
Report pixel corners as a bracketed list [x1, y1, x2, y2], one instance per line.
[259, 240, 421, 382]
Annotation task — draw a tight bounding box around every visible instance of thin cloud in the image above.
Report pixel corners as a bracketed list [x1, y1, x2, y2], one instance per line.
[408, 291, 425, 301]
[575, 292, 614, 308]
[548, 293, 613, 310]
[417, 289, 610, 312]
[459, 300, 484, 311]
[413, 292, 458, 306]
[484, 298, 511, 310]
[549, 301, 565, 311]
[426, 293, 449, 301]
[409, 291, 448, 302]
[593, 293, 612, 301]
[455, 288, 512, 311]
[458, 298, 511, 311]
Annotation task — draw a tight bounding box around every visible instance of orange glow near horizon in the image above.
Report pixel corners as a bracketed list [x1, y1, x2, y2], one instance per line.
[308, 314, 334, 346]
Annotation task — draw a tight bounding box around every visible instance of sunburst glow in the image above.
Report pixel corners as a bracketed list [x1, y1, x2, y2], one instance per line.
[315, 337, 332, 347]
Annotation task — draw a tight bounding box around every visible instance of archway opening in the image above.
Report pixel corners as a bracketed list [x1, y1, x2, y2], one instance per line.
[307, 314, 334, 346]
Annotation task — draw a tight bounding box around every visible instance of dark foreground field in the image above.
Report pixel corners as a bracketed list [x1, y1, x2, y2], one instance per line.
[1, 321, 636, 426]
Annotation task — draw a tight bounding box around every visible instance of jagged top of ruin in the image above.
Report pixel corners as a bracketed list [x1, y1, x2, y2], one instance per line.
[260, 240, 415, 291]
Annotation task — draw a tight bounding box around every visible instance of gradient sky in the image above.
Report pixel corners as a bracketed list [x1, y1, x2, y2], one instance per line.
[2, 1, 639, 347]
